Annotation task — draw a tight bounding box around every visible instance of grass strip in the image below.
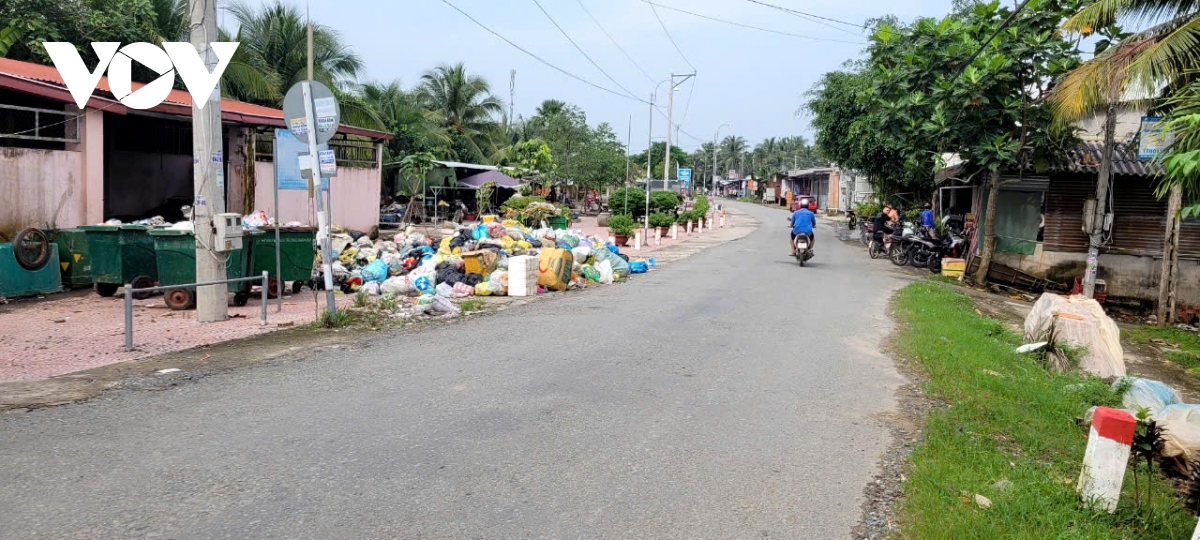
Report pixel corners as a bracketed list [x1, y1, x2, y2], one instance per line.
[894, 282, 1195, 538]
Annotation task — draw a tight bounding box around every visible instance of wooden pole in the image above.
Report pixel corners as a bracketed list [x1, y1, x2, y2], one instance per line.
[1158, 184, 1183, 326]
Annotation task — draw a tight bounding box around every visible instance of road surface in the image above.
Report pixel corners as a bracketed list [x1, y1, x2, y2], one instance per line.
[0, 202, 908, 539]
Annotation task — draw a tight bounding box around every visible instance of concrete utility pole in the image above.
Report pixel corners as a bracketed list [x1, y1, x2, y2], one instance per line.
[644, 91, 653, 224]
[191, 0, 227, 322]
[1083, 102, 1118, 299]
[1157, 184, 1183, 326]
[661, 72, 695, 206]
[713, 123, 731, 197]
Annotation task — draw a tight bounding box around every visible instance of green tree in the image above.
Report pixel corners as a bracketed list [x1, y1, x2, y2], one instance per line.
[631, 141, 691, 180]
[417, 63, 504, 163]
[717, 135, 748, 175]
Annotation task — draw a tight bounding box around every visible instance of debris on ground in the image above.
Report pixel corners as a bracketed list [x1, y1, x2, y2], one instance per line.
[1023, 293, 1125, 378]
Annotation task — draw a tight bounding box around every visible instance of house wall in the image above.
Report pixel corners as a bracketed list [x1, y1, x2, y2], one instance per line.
[253, 161, 382, 232]
[0, 147, 83, 234]
[828, 170, 841, 213]
[995, 247, 1200, 306]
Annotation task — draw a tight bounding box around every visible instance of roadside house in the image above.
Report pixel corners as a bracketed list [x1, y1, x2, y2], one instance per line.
[0, 57, 391, 235]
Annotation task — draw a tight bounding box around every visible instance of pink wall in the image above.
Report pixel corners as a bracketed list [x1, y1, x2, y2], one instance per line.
[252, 161, 382, 232]
[0, 148, 83, 234]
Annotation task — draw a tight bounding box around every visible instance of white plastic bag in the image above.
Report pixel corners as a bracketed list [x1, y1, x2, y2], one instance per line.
[597, 259, 614, 284]
[1157, 404, 1200, 467]
[1118, 377, 1181, 417]
[1023, 293, 1125, 378]
[380, 276, 415, 296]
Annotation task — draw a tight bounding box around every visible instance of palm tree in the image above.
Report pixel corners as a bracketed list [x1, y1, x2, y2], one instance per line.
[148, 0, 188, 41]
[535, 99, 568, 118]
[227, 0, 362, 105]
[418, 63, 504, 163]
[717, 135, 748, 174]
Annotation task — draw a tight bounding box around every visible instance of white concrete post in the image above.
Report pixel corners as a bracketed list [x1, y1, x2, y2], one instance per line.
[633, 230, 642, 251]
[687, 221, 693, 234]
[1078, 407, 1136, 512]
[699, 217, 704, 233]
[654, 228, 661, 246]
[721, 215, 726, 228]
[671, 223, 678, 240]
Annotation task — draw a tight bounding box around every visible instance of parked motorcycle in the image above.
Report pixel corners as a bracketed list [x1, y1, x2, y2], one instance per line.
[846, 210, 858, 231]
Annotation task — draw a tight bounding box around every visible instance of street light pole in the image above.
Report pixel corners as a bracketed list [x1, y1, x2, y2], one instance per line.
[713, 123, 731, 197]
[662, 72, 695, 206]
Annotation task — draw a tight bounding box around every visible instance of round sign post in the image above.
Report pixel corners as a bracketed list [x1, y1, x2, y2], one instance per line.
[282, 80, 340, 146]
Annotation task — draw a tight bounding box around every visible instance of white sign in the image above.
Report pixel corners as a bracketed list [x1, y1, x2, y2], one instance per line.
[314, 97, 337, 132]
[1138, 116, 1174, 161]
[318, 149, 337, 176]
[44, 42, 239, 110]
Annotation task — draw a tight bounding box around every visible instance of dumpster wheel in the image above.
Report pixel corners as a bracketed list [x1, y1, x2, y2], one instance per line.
[131, 276, 155, 300]
[267, 276, 283, 299]
[14, 227, 51, 271]
[165, 288, 194, 310]
[94, 282, 119, 297]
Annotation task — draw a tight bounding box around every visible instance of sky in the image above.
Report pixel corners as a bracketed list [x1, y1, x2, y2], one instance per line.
[242, 0, 954, 154]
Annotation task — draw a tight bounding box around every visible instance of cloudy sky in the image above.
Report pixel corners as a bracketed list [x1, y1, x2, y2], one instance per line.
[244, 0, 953, 152]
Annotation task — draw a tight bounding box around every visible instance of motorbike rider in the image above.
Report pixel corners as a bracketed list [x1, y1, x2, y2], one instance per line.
[919, 202, 935, 229]
[789, 201, 816, 256]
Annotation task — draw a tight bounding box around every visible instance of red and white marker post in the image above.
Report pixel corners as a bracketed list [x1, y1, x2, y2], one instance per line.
[1078, 407, 1137, 512]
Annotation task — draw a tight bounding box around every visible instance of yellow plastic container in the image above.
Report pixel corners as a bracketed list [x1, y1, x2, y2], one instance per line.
[942, 257, 966, 277]
[481, 214, 499, 224]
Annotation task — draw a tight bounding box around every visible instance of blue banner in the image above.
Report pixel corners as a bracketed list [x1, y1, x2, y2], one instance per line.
[275, 129, 328, 190]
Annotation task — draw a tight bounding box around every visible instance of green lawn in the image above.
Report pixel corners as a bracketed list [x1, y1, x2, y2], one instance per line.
[894, 282, 1195, 539]
[1127, 326, 1200, 376]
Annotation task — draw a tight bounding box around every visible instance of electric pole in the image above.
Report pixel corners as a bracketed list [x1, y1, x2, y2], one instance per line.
[644, 91, 653, 230]
[1083, 101, 1118, 298]
[662, 72, 694, 204]
[191, 0, 226, 322]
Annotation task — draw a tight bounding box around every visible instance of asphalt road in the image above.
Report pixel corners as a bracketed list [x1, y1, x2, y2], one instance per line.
[0, 202, 908, 539]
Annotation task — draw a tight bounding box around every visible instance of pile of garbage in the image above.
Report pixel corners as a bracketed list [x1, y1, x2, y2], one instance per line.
[96, 209, 303, 232]
[316, 219, 655, 316]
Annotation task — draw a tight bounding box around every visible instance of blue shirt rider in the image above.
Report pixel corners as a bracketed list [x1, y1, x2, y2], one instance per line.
[789, 207, 816, 255]
[919, 203, 935, 228]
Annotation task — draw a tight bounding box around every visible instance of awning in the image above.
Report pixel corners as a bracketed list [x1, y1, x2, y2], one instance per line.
[459, 170, 522, 189]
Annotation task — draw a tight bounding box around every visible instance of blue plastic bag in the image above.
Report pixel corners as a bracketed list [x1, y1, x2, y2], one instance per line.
[648, 258, 656, 268]
[628, 260, 648, 274]
[472, 224, 488, 241]
[361, 259, 388, 283]
[413, 275, 435, 295]
[606, 243, 620, 255]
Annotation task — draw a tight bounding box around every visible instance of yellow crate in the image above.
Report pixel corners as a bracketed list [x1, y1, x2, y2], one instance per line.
[942, 268, 964, 277]
[942, 258, 967, 271]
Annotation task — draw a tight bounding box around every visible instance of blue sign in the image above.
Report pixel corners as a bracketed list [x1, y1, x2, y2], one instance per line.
[275, 129, 328, 191]
[678, 167, 692, 187]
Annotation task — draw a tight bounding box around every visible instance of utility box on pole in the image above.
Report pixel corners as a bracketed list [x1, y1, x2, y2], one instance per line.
[190, 0, 227, 322]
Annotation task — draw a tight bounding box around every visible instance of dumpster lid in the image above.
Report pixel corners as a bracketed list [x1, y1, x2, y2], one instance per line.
[148, 229, 193, 236]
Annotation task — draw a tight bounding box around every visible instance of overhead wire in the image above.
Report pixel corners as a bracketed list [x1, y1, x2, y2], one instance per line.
[438, 0, 650, 105]
[742, 0, 865, 32]
[530, 0, 645, 102]
[635, 0, 865, 45]
[647, 0, 696, 71]
[574, 0, 655, 84]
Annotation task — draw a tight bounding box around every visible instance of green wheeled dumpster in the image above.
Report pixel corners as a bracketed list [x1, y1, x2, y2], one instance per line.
[79, 224, 158, 298]
[149, 229, 258, 310]
[250, 227, 315, 297]
[54, 228, 92, 289]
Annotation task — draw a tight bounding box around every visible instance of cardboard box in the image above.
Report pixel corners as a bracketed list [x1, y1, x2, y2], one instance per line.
[462, 250, 499, 275]
[942, 257, 966, 277]
[508, 255, 538, 297]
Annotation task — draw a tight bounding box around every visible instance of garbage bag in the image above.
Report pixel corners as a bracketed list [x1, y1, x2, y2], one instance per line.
[488, 270, 508, 295]
[582, 264, 601, 282]
[414, 295, 460, 316]
[361, 281, 381, 296]
[1118, 377, 1181, 416]
[472, 224, 488, 240]
[592, 245, 630, 276]
[381, 276, 415, 296]
[413, 275, 435, 295]
[571, 246, 592, 262]
[452, 282, 475, 297]
[436, 282, 455, 297]
[537, 247, 574, 292]
[1023, 293, 1125, 378]
[628, 260, 648, 274]
[475, 282, 493, 296]
[597, 260, 614, 284]
[1156, 404, 1200, 470]
[606, 243, 620, 255]
[558, 235, 580, 249]
[361, 259, 388, 283]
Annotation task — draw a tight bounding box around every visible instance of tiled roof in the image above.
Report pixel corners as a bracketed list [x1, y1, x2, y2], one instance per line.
[1064, 141, 1163, 177]
[0, 57, 389, 139]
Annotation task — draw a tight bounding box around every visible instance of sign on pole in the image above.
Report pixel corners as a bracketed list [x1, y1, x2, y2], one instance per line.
[678, 167, 692, 187]
[1138, 116, 1174, 161]
[283, 81, 339, 146]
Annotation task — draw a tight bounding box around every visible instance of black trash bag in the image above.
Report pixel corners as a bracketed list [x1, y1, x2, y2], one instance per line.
[618, 253, 630, 262]
[349, 230, 367, 241]
[462, 274, 484, 286]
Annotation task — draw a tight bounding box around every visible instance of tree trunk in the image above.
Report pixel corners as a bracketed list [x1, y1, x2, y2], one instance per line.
[972, 168, 1001, 285]
[243, 129, 256, 215]
[1158, 184, 1184, 326]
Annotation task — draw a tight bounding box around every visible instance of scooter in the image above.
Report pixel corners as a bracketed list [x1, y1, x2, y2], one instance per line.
[793, 234, 814, 267]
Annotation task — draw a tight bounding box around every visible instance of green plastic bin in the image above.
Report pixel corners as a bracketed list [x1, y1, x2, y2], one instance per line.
[149, 229, 257, 310]
[79, 224, 159, 297]
[0, 244, 62, 298]
[548, 216, 569, 230]
[250, 227, 315, 296]
[54, 229, 92, 288]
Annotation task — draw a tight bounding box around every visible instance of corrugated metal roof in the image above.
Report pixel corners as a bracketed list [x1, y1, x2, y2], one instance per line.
[0, 57, 390, 139]
[1064, 141, 1163, 177]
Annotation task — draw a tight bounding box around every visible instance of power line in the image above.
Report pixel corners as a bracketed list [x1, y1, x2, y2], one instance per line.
[438, 0, 650, 105]
[530, 0, 645, 102]
[679, 75, 695, 127]
[636, 0, 865, 45]
[743, 0, 864, 37]
[741, 0, 864, 30]
[647, 1, 696, 71]
[574, 0, 655, 84]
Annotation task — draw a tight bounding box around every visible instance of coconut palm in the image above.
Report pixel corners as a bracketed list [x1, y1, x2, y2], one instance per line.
[359, 80, 448, 156]
[226, 0, 362, 105]
[417, 63, 504, 163]
[717, 135, 748, 173]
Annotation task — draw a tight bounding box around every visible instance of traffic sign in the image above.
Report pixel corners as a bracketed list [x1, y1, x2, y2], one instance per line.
[282, 80, 340, 146]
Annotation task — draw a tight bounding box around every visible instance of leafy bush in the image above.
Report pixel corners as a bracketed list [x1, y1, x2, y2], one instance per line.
[678, 209, 702, 223]
[693, 196, 709, 215]
[856, 201, 881, 217]
[607, 214, 636, 236]
[609, 188, 648, 217]
[650, 191, 680, 214]
[500, 195, 546, 215]
[648, 213, 674, 228]
[905, 208, 922, 223]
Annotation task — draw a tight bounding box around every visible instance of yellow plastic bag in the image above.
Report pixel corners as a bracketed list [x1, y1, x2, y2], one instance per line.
[474, 282, 492, 296]
[502, 219, 522, 229]
[517, 240, 532, 251]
